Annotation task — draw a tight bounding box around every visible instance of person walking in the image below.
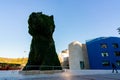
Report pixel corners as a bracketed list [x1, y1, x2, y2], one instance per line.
[112, 63, 118, 73]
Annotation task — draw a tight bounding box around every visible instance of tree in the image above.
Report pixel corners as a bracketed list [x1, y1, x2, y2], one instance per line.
[117, 27, 120, 34]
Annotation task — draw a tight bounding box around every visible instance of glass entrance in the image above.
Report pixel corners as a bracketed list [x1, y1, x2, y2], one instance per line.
[80, 61, 84, 69]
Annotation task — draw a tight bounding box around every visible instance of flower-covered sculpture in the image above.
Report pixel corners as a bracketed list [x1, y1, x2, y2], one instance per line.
[23, 12, 62, 70]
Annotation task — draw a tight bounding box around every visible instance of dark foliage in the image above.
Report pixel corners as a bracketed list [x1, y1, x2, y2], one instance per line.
[117, 27, 120, 34]
[23, 12, 62, 70]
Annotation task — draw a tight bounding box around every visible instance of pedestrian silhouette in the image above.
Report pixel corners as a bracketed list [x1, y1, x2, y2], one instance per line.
[111, 63, 118, 73]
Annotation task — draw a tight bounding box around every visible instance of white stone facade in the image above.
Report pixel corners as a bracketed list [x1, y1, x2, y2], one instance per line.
[69, 41, 89, 70]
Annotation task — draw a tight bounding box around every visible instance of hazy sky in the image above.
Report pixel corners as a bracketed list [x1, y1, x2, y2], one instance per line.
[0, 0, 120, 58]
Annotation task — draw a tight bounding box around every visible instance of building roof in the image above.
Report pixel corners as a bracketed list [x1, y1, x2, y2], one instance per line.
[86, 36, 120, 44]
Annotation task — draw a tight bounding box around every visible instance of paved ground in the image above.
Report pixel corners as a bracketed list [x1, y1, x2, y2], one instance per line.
[19, 73, 120, 80]
[0, 70, 120, 80]
[21, 75, 120, 80]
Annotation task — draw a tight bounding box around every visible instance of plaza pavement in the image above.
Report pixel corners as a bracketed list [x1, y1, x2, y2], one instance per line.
[0, 70, 119, 80]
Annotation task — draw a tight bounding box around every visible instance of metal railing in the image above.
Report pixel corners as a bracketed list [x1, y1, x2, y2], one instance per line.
[23, 65, 69, 70]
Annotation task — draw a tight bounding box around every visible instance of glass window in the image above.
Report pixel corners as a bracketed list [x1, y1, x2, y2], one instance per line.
[80, 61, 84, 69]
[101, 43, 107, 48]
[112, 43, 119, 48]
[116, 60, 120, 66]
[102, 60, 110, 66]
[101, 52, 108, 57]
[114, 51, 120, 56]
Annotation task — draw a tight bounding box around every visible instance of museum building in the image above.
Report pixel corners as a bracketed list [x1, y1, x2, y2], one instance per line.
[68, 37, 120, 70]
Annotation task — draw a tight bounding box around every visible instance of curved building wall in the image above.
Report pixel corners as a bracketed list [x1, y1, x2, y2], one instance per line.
[69, 41, 84, 70]
[86, 37, 120, 69]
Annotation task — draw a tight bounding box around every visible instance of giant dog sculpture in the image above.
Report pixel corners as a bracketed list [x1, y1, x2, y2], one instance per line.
[23, 12, 62, 70]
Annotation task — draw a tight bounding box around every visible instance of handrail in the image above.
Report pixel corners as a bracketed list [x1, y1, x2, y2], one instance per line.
[23, 65, 69, 70]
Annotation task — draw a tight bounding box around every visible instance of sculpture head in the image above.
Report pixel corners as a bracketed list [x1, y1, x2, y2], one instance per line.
[28, 12, 55, 37]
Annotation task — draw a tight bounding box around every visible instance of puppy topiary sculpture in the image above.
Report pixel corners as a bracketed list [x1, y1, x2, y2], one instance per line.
[23, 12, 62, 70]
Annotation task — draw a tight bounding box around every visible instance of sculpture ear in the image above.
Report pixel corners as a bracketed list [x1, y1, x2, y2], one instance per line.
[31, 12, 36, 16]
[50, 15, 54, 19]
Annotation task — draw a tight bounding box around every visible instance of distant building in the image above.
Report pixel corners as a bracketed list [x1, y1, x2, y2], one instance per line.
[68, 37, 120, 70]
[58, 49, 69, 69]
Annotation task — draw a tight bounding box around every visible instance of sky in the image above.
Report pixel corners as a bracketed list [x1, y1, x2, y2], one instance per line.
[0, 0, 120, 58]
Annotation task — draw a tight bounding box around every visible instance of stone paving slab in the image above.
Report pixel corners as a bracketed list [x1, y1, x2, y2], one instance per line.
[18, 74, 120, 80]
[3, 74, 119, 80]
[0, 70, 120, 80]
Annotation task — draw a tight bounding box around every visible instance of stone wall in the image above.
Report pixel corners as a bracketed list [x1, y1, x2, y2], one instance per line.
[69, 41, 89, 70]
